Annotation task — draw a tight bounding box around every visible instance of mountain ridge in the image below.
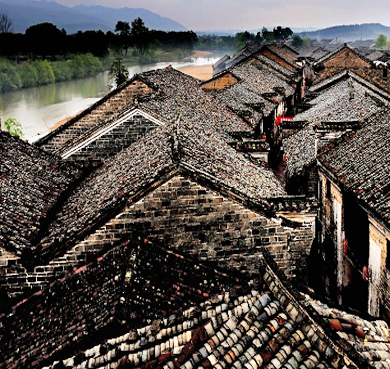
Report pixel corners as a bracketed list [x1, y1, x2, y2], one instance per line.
[296, 23, 390, 41]
[0, 0, 187, 33]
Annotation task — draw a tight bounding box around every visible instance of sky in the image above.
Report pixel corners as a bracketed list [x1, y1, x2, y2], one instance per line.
[27, 0, 390, 31]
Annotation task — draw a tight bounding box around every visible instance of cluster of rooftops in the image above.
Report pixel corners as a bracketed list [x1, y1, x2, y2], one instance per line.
[1, 40, 390, 368]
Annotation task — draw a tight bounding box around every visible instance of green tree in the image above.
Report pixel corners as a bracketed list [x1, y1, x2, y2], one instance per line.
[115, 21, 131, 56]
[1, 118, 24, 139]
[131, 18, 151, 55]
[108, 57, 129, 89]
[0, 59, 21, 92]
[375, 34, 389, 50]
[292, 35, 304, 47]
[19, 62, 38, 88]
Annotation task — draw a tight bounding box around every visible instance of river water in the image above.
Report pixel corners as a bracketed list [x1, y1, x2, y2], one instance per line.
[0, 56, 221, 141]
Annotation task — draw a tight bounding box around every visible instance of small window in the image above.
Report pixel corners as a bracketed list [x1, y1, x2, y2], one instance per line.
[326, 179, 331, 199]
[386, 239, 390, 270]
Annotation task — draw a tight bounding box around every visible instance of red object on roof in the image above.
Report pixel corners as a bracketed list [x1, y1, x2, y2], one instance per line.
[276, 117, 293, 126]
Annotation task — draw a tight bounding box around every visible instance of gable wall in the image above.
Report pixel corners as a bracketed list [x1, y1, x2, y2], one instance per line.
[322, 48, 371, 70]
[1, 175, 315, 299]
[40, 80, 154, 152]
[259, 50, 296, 71]
[65, 114, 160, 163]
[201, 73, 239, 91]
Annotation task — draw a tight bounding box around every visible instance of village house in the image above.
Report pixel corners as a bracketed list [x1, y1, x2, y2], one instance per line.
[0, 67, 316, 305]
[311, 43, 390, 94]
[282, 70, 390, 196]
[316, 106, 390, 318]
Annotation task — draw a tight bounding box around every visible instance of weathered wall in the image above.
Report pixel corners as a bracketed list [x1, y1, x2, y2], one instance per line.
[40, 80, 154, 152]
[369, 216, 390, 316]
[322, 48, 371, 70]
[65, 114, 160, 163]
[259, 50, 296, 71]
[201, 72, 239, 91]
[0, 176, 315, 299]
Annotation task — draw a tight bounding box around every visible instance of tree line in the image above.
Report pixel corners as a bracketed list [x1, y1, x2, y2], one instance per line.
[197, 26, 293, 51]
[0, 17, 197, 60]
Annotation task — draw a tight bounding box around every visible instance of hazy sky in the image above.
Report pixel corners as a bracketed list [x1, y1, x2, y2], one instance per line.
[37, 0, 390, 31]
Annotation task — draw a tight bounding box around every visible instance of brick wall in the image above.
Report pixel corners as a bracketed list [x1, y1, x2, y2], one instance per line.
[201, 72, 239, 91]
[65, 114, 160, 163]
[322, 48, 371, 70]
[0, 176, 315, 299]
[40, 80, 154, 152]
[259, 50, 296, 71]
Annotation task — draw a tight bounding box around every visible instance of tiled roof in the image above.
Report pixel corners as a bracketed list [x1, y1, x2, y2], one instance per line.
[254, 54, 297, 79]
[284, 75, 387, 177]
[205, 61, 295, 123]
[366, 50, 386, 62]
[313, 44, 374, 68]
[224, 42, 263, 70]
[266, 44, 301, 69]
[39, 118, 285, 262]
[35, 252, 370, 369]
[0, 131, 83, 256]
[317, 107, 390, 228]
[289, 46, 329, 61]
[36, 67, 252, 154]
[304, 294, 390, 369]
[0, 238, 248, 369]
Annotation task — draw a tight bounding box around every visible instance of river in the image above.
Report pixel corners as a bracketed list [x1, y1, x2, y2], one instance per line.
[0, 56, 222, 141]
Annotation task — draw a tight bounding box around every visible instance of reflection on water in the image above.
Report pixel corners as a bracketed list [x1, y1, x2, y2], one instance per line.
[0, 56, 222, 141]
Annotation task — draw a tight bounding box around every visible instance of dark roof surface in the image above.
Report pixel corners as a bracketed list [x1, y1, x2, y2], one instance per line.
[205, 60, 295, 122]
[36, 67, 252, 154]
[0, 238, 248, 369]
[0, 132, 83, 256]
[39, 118, 285, 261]
[37, 253, 371, 369]
[284, 74, 387, 177]
[317, 107, 390, 228]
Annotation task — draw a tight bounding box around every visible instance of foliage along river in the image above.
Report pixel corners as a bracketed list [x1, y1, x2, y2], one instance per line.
[0, 56, 221, 142]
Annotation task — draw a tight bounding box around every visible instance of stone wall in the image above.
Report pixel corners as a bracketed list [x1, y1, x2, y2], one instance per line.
[0, 175, 315, 299]
[201, 72, 239, 91]
[65, 114, 160, 163]
[39, 80, 154, 152]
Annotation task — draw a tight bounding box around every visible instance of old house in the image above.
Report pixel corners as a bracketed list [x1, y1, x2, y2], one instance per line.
[201, 58, 296, 164]
[1, 235, 388, 369]
[0, 67, 316, 305]
[316, 107, 390, 317]
[312, 43, 390, 95]
[283, 71, 389, 196]
[35, 67, 252, 165]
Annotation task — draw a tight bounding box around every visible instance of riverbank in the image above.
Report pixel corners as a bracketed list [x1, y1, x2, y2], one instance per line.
[179, 64, 213, 80]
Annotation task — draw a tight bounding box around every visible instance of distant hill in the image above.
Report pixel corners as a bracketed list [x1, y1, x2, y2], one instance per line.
[0, 0, 187, 34]
[297, 23, 390, 41]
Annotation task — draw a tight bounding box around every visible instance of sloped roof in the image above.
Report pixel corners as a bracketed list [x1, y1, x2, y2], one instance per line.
[284, 74, 387, 177]
[35, 252, 371, 369]
[36, 67, 252, 154]
[313, 43, 374, 68]
[265, 44, 302, 70]
[304, 294, 390, 368]
[289, 45, 329, 61]
[203, 60, 295, 122]
[38, 119, 285, 262]
[254, 54, 298, 79]
[0, 131, 83, 256]
[317, 107, 390, 229]
[0, 238, 248, 369]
